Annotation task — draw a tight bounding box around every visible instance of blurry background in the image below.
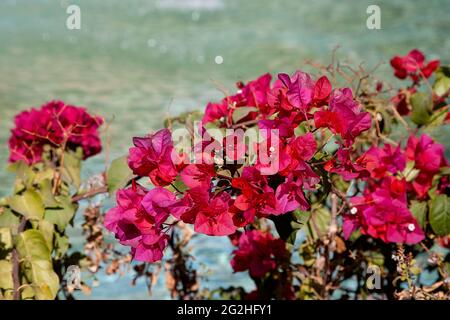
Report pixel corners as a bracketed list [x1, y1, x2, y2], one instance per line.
[0, 0, 449, 299]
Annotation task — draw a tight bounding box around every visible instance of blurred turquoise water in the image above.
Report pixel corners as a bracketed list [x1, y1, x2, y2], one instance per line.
[0, 0, 449, 299]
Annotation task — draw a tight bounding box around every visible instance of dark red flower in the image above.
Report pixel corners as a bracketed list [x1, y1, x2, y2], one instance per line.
[390, 49, 440, 82]
[8, 100, 103, 164]
[231, 230, 289, 278]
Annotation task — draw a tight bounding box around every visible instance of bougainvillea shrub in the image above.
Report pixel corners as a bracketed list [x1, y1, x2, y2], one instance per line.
[0, 101, 105, 300]
[0, 49, 449, 300]
[103, 49, 449, 300]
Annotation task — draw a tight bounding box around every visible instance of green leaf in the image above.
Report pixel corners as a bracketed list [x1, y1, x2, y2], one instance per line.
[0, 260, 13, 290]
[433, 66, 450, 97]
[0, 228, 13, 250]
[16, 230, 59, 300]
[304, 206, 331, 240]
[9, 190, 45, 221]
[410, 201, 428, 230]
[232, 106, 258, 123]
[37, 179, 59, 208]
[425, 107, 449, 131]
[410, 92, 432, 126]
[44, 196, 77, 232]
[38, 220, 54, 252]
[61, 150, 82, 189]
[106, 155, 133, 193]
[429, 195, 450, 236]
[0, 208, 20, 229]
[54, 234, 69, 260]
[439, 166, 450, 176]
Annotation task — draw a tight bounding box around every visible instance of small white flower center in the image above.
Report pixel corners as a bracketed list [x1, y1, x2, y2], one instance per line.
[350, 207, 358, 215]
[407, 223, 415, 232]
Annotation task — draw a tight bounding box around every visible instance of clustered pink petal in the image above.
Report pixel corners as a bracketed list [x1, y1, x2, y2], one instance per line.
[344, 177, 425, 244]
[344, 134, 447, 244]
[108, 70, 374, 262]
[390, 49, 440, 83]
[230, 230, 289, 278]
[105, 186, 176, 262]
[128, 129, 182, 186]
[8, 100, 103, 164]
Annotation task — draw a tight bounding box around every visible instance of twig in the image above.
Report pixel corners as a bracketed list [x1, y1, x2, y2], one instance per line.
[71, 186, 108, 203]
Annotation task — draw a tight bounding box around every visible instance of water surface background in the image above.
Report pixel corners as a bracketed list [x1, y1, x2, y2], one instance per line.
[0, 0, 449, 299]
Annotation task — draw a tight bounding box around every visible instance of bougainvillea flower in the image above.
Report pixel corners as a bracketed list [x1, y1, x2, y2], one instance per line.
[314, 88, 371, 143]
[279, 71, 315, 111]
[406, 134, 446, 173]
[231, 230, 289, 278]
[231, 167, 278, 226]
[203, 102, 228, 124]
[128, 128, 179, 186]
[325, 146, 368, 181]
[344, 177, 425, 244]
[105, 186, 169, 262]
[104, 186, 152, 236]
[132, 231, 169, 262]
[202, 73, 273, 124]
[274, 176, 309, 214]
[141, 187, 178, 227]
[8, 100, 103, 164]
[180, 163, 215, 189]
[290, 132, 317, 161]
[258, 117, 294, 139]
[254, 135, 291, 175]
[390, 49, 440, 82]
[170, 188, 235, 236]
[405, 134, 447, 198]
[359, 144, 406, 179]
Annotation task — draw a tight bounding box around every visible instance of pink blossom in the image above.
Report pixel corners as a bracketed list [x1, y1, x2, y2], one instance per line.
[344, 177, 425, 244]
[390, 49, 440, 82]
[8, 100, 103, 164]
[231, 230, 289, 278]
[128, 129, 179, 186]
